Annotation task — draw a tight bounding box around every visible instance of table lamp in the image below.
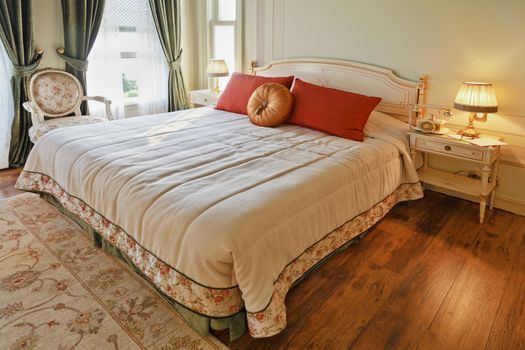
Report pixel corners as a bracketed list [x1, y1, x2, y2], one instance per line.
[206, 59, 229, 94]
[454, 82, 498, 138]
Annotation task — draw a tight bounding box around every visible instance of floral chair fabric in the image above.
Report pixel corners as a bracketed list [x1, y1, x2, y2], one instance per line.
[31, 72, 82, 116]
[24, 69, 113, 143]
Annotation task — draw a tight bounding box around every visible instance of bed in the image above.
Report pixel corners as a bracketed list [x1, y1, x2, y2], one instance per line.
[16, 58, 426, 339]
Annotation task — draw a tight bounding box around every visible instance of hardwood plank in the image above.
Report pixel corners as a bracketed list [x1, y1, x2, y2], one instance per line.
[0, 168, 22, 199]
[484, 214, 525, 350]
[347, 198, 477, 350]
[416, 260, 506, 350]
[416, 209, 521, 350]
[282, 201, 432, 349]
[484, 268, 525, 350]
[283, 239, 400, 350]
[296, 196, 458, 349]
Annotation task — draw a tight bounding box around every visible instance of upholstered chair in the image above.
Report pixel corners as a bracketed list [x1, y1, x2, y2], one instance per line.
[23, 68, 113, 143]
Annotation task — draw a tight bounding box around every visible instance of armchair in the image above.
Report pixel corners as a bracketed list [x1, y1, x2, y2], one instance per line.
[24, 68, 113, 143]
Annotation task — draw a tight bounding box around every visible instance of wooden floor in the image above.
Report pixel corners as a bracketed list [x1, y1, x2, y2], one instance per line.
[2, 168, 524, 349]
[0, 168, 23, 199]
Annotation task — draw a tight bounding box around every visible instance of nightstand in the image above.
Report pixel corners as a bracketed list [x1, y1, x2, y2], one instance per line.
[188, 89, 221, 107]
[409, 131, 501, 223]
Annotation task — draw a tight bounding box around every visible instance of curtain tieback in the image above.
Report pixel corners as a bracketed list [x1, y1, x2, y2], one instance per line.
[168, 50, 183, 71]
[13, 52, 43, 78]
[56, 48, 89, 72]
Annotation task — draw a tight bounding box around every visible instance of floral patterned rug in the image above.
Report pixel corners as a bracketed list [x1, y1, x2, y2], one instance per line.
[0, 194, 228, 350]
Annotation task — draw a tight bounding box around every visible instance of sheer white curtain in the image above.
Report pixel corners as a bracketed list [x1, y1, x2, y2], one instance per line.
[87, 0, 168, 119]
[0, 42, 14, 169]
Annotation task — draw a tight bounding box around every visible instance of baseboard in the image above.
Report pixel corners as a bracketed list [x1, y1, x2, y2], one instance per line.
[423, 184, 525, 217]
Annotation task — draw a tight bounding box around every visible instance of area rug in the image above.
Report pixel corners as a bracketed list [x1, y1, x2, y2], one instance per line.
[0, 193, 228, 350]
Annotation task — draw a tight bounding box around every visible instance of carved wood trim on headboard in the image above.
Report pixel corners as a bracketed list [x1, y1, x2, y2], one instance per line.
[252, 58, 427, 120]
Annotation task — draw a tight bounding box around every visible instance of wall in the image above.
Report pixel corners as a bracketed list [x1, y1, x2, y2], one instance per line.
[32, 0, 198, 91]
[33, 0, 64, 69]
[244, 0, 525, 214]
[181, 0, 202, 91]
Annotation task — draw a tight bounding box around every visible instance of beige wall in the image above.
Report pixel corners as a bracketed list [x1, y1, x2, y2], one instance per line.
[33, 0, 64, 69]
[180, 0, 201, 91]
[282, 0, 525, 116]
[244, 0, 525, 214]
[247, 0, 525, 137]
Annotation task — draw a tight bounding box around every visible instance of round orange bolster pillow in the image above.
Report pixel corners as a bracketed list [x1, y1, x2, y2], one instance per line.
[247, 83, 293, 127]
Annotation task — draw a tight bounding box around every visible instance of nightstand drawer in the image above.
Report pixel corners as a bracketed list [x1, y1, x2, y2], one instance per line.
[415, 138, 483, 161]
[190, 94, 218, 106]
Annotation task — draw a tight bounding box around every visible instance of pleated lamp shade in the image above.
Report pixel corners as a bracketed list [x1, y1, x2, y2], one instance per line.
[206, 59, 229, 77]
[454, 82, 498, 113]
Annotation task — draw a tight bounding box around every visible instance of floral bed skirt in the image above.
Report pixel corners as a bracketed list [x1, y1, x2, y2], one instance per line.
[17, 171, 423, 338]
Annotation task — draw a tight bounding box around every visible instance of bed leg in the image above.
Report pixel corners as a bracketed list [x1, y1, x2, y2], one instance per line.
[173, 304, 211, 335]
[229, 312, 247, 341]
[210, 312, 247, 341]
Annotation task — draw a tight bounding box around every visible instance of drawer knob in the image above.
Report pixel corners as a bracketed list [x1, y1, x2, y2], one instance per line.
[444, 145, 452, 151]
[204, 98, 208, 102]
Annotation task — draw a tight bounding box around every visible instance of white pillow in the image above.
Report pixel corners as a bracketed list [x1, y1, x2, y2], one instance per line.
[364, 110, 408, 133]
[364, 110, 410, 147]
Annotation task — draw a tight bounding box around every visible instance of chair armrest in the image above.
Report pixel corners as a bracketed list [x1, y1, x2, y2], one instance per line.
[23, 101, 37, 113]
[83, 95, 111, 104]
[82, 96, 114, 120]
[23, 101, 45, 126]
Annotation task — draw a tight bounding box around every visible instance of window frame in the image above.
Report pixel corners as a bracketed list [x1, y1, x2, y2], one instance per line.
[117, 25, 141, 105]
[207, 0, 243, 88]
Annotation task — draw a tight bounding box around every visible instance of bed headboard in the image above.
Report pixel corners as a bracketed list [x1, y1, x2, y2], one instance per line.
[252, 58, 427, 120]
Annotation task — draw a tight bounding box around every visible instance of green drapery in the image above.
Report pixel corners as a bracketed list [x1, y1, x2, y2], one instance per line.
[148, 0, 188, 111]
[60, 0, 106, 113]
[0, 0, 42, 166]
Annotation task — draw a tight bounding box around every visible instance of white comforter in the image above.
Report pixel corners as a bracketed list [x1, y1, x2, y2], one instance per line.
[20, 107, 419, 314]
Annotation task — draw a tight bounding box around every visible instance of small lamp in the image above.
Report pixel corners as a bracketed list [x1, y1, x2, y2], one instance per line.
[206, 59, 229, 94]
[454, 82, 498, 138]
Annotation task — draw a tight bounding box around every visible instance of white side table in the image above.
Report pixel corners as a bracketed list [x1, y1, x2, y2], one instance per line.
[409, 131, 501, 223]
[188, 89, 221, 107]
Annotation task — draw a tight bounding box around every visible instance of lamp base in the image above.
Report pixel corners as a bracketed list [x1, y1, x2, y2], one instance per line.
[458, 127, 480, 138]
[211, 77, 221, 94]
[457, 112, 481, 138]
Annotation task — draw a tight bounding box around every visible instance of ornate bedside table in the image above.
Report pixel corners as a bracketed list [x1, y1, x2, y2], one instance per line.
[188, 89, 221, 107]
[409, 131, 501, 223]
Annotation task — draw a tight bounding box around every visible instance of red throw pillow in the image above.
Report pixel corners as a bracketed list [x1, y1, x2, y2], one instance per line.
[287, 79, 382, 141]
[216, 72, 294, 115]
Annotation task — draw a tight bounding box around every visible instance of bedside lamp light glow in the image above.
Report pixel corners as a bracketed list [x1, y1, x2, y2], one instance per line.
[206, 59, 229, 94]
[454, 82, 498, 138]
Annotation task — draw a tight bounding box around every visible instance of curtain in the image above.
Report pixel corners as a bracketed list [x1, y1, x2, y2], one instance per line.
[60, 0, 105, 113]
[148, 0, 188, 111]
[87, 0, 168, 119]
[0, 1, 42, 167]
[0, 42, 14, 169]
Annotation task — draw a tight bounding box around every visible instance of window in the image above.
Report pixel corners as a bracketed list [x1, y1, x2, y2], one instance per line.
[117, 24, 141, 100]
[208, 0, 242, 89]
[87, 0, 168, 118]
